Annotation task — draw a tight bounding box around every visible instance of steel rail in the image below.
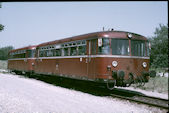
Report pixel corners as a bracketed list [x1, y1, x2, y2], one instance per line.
[110, 93, 168, 110]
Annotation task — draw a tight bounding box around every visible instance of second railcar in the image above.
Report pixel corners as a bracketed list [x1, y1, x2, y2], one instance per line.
[8, 45, 36, 75]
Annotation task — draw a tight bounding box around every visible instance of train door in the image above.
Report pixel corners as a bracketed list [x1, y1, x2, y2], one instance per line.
[87, 39, 97, 79]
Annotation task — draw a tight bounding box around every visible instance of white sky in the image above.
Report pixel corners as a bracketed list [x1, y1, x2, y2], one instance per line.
[0, 2, 168, 49]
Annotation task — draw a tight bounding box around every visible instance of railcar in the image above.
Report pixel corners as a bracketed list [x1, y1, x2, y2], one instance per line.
[8, 45, 36, 75]
[34, 30, 154, 89]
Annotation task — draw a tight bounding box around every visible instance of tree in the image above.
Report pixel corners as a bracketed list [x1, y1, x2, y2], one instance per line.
[0, 46, 14, 60]
[0, 2, 4, 32]
[149, 24, 168, 68]
[0, 24, 4, 31]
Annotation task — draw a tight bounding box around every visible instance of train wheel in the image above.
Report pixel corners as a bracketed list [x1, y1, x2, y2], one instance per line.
[126, 74, 134, 87]
[132, 74, 141, 88]
[106, 80, 116, 90]
[138, 76, 146, 87]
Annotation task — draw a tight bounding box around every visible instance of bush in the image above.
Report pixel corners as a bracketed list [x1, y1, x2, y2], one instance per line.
[138, 76, 168, 94]
[0, 46, 14, 60]
[0, 60, 7, 70]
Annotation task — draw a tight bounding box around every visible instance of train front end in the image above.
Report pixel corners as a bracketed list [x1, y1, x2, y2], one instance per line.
[95, 31, 155, 89]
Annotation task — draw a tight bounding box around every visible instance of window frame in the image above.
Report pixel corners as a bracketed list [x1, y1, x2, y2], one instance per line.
[111, 38, 130, 56]
[131, 39, 147, 57]
[98, 38, 111, 55]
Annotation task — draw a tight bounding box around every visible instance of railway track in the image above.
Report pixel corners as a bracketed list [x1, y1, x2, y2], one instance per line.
[110, 88, 168, 110]
[13, 73, 169, 110]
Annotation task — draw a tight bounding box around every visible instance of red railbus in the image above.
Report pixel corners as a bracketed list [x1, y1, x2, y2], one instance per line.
[33, 31, 153, 89]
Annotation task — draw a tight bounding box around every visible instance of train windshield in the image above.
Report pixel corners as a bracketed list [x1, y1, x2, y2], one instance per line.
[146, 41, 150, 56]
[27, 49, 35, 58]
[131, 40, 147, 56]
[98, 38, 110, 55]
[111, 39, 129, 55]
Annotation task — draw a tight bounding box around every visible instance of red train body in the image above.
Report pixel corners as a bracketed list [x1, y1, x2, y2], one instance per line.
[8, 31, 154, 89]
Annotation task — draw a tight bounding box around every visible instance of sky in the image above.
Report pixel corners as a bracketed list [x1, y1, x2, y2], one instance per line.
[0, 1, 168, 49]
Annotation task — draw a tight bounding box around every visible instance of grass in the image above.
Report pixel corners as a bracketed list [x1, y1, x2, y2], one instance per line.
[133, 76, 168, 94]
[0, 60, 7, 70]
[142, 67, 168, 94]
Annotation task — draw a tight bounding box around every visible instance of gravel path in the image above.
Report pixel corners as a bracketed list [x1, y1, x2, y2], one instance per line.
[0, 73, 167, 113]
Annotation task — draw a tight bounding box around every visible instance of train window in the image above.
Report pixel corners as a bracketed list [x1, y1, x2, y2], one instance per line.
[52, 49, 61, 56]
[55, 44, 61, 49]
[27, 49, 36, 58]
[47, 50, 53, 57]
[39, 51, 43, 57]
[17, 53, 19, 58]
[131, 40, 146, 56]
[146, 41, 150, 57]
[69, 43, 72, 46]
[77, 41, 81, 45]
[63, 48, 69, 56]
[44, 50, 47, 57]
[82, 40, 86, 44]
[70, 47, 77, 56]
[13, 53, 15, 57]
[10, 51, 25, 58]
[78, 45, 86, 55]
[21, 53, 26, 58]
[111, 39, 129, 55]
[73, 43, 76, 46]
[98, 38, 110, 55]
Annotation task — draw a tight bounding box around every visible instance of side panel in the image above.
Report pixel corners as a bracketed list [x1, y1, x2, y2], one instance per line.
[34, 56, 149, 82]
[7, 59, 35, 72]
[59, 58, 87, 77]
[34, 57, 88, 78]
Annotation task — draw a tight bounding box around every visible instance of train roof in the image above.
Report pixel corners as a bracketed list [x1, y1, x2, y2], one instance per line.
[37, 30, 148, 47]
[9, 45, 37, 53]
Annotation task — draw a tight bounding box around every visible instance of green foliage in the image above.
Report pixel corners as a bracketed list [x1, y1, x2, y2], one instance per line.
[0, 24, 4, 31]
[149, 24, 168, 68]
[0, 3, 4, 31]
[139, 76, 168, 94]
[0, 46, 14, 60]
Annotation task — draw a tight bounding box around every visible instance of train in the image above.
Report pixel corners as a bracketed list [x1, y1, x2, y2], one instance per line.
[8, 30, 156, 89]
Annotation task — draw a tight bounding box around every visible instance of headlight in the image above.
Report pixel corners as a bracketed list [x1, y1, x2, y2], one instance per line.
[112, 61, 118, 67]
[142, 62, 147, 68]
[127, 33, 132, 38]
